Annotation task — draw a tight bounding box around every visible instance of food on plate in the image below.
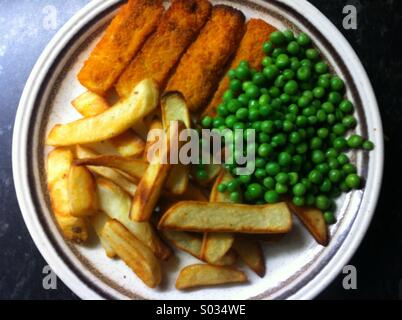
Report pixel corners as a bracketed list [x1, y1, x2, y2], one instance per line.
[47, 79, 159, 146]
[75, 155, 149, 182]
[130, 121, 186, 222]
[116, 0, 212, 98]
[176, 264, 247, 290]
[203, 18, 276, 116]
[161, 92, 191, 194]
[165, 5, 246, 111]
[97, 177, 172, 260]
[158, 201, 292, 233]
[232, 237, 265, 277]
[161, 230, 236, 266]
[78, 0, 164, 95]
[68, 165, 98, 217]
[102, 219, 162, 288]
[76, 146, 138, 196]
[289, 204, 328, 246]
[46, 148, 88, 242]
[72, 91, 145, 157]
[43, 0, 377, 292]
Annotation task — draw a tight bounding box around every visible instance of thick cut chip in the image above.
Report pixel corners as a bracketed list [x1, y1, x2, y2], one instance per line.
[232, 237, 265, 277]
[68, 165, 98, 217]
[75, 146, 137, 196]
[176, 264, 247, 290]
[289, 204, 329, 246]
[72, 91, 145, 157]
[158, 201, 292, 233]
[77, 0, 164, 95]
[165, 5, 245, 111]
[47, 79, 159, 146]
[91, 212, 116, 258]
[130, 121, 186, 222]
[47, 148, 88, 242]
[97, 178, 171, 260]
[161, 92, 191, 195]
[75, 155, 149, 183]
[116, 0, 212, 97]
[162, 230, 236, 266]
[102, 220, 162, 288]
[203, 19, 276, 116]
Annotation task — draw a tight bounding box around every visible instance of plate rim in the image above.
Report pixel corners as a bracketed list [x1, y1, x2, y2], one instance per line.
[12, 0, 384, 300]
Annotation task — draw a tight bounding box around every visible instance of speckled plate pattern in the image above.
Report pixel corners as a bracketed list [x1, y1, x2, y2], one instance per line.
[12, 0, 383, 300]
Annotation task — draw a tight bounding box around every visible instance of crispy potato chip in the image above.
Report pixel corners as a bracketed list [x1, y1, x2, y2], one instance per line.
[75, 146, 137, 196]
[232, 237, 265, 277]
[74, 155, 148, 183]
[176, 264, 247, 290]
[130, 121, 186, 222]
[161, 92, 191, 195]
[68, 165, 98, 217]
[91, 211, 116, 258]
[102, 220, 162, 288]
[47, 148, 88, 242]
[47, 79, 159, 146]
[110, 130, 145, 157]
[289, 204, 329, 246]
[158, 201, 292, 233]
[161, 230, 236, 266]
[72, 91, 109, 116]
[96, 178, 172, 260]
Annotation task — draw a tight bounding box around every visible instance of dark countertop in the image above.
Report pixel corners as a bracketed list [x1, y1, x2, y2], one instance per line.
[0, 0, 401, 300]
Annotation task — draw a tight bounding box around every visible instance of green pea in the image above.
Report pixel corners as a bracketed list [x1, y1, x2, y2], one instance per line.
[317, 75, 330, 88]
[343, 163, 357, 174]
[196, 169, 208, 181]
[276, 54, 290, 69]
[227, 180, 239, 192]
[251, 120, 261, 131]
[342, 115, 357, 128]
[284, 80, 298, 95]
[297, 96, 311, 108]
[237, 93, 248, 106]
[270, 31, 286, 45]
[222, 89, 234, 102]
[345, 174, 361, 189]
[289, 131, 302, 144]
[316, 163, 329, 175]
[268, 86, 281, 98]
[328, 92, 342, 105]
[235, 108, 249, 120]
[283, 29, 295, 42]
[313, 86, 326, 99]
[339, 100, 354, 113]
[310, 137, 322, 150]
[292, 196, 305, 207]
[226, 99, 241, 113]
[217, 183, 227, 192]
[253, 73, 266, 86]
[266, 162, 281, 176]
[263, 177, 276, 189]
[317, 127, 329, 139]
[316, 195, 331, 210]
[212, 117, 225, 128]
[239, 175, 251, 184]
[322, 102, 334, 113]
[258, 143, 272, 157]
[297, 33, 311, 46]
[225, 115, 237, 128]
[265, 190, 280, 203]
[306, 48, 319, 60]
[331, 77, 345, 91]
[329, 169, 342, 183]
[293, 183, 306, 196]
[260, 120, 275, 134]
[258, 132, 270, 143]
[309, 169, 323, 184]
[230, 191, 241, 203]
[274, 74, 286, 87]
[229, 79, 242, 92]
[316, 110, 327, 122]
[291, 58, 301, 71]
[339, 181, 350, 192]
[333, 137, 347, 150]
[262, 56, 273, 67]
[276, 152, 291, 167]
[275, 172, 288, 184]
[272, 133, 287, 147]
[248, 108, 260, 121]
[255, 168, 267, 179]
[263, 41, 274, 54]
[320, 178, 332, 193]
[275, 183, 288, 194]
[227, 69, 236, 79]
[233, 122, 245, 130]
[263, 65, 279, 80]
[347, 134, 364, 148]
[311, 150, 325, 164]
[201, 116, 212, 128]
[363, 140, 375, 150]
[247, 183, 263, 199]
[216, 104, 228, 117]
[327, 113, 336, 125]
[324, 211, 336, 224]
[328, 158, 339, 170]
[235, 66, 250, 80]
[259, 94, 271, 106]
[272, 48, 285, 58]
[333, 123, 346, 136]
[314, 62, 328, 74]
[280, 93, 291, 104]
[246, 85, 260, 99]
[297, 66, 312, 81]
[337, 154, 349, 165]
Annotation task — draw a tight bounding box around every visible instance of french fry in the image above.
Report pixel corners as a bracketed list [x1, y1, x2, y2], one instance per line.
[47, 79, 159, 146]
[232, 238, 265, 277]
[75, 146, 137, 196]
[200, 170, 235, 264]
[158, 201, 292, 234]
[91, 211, 116, 258]
[72, 91, 146, 157]
[176, 264, 247, 290]
[102, 220, 162, 288]
[161, 230, 236, 266]
[97, 177, 172, 260]
[143, 118, 163, 161]
[74, 155, 148, 183]
[161, 92, 191, 195]
[68, 165, 98, 217]
[77, 0, 164, 95]
[289, 204, 329, 246]
[46, 148, 88, 242]
[130, 121, 186, 222]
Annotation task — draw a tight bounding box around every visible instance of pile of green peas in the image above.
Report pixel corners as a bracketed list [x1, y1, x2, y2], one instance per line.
[200, 30, 374, 225]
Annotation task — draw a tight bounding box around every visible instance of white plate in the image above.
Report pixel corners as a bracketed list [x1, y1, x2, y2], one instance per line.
[12, 0, 383, 300]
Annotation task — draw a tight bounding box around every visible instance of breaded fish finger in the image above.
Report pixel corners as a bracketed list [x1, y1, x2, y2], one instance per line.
[78, 0, 164, 95]
[203, 19, 276, 116]
[165, 5, 246, 112]
[116, 0, 212, 98]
